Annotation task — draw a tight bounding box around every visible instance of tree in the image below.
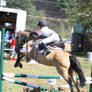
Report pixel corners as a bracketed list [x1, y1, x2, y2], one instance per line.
[6, 0, 35, 14]
[56, 0, 92, 33]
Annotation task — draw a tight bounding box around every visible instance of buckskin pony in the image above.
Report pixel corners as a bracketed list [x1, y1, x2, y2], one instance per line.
[14, 30, 65, 68]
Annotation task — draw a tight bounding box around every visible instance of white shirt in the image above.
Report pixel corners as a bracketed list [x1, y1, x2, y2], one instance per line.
[40, 26, 57, 37]
[39, 26, 60, 44]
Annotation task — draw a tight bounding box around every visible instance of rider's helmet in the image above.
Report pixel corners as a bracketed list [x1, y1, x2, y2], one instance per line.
[37, 19, 47, 26]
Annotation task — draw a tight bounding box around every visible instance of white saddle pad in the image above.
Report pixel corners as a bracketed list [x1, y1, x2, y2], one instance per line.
[48, 46, 63, 50]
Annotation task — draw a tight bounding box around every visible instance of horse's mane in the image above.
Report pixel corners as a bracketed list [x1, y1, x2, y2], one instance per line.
[16, 30, 39, 49]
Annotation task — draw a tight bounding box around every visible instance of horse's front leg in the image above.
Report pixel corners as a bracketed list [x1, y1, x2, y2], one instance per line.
[14, 54, 23, 68]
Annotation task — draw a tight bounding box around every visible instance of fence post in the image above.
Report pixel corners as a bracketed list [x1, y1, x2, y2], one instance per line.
[0, 28, 5, 92]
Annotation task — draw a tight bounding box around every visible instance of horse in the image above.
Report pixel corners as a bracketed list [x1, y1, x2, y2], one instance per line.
[14, 30, 65, 68]
[14, 31, 86, 92]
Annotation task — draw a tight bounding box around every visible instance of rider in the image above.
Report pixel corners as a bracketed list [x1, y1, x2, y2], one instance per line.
[36, 19, 63, 55]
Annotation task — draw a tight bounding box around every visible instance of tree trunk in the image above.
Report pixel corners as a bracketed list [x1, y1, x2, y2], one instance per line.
[82, 26, 86, 35]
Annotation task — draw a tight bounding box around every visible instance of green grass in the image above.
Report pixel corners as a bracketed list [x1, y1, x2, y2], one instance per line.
[2, 52, 92, 92]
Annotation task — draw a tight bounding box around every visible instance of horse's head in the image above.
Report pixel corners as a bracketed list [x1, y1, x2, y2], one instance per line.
[15, 30, 39, 53]
[14, 30, 39, 68]
[15, 31, 30, 53]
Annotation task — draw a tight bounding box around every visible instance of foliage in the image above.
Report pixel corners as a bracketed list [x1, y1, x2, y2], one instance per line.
[56, 0, 92, 32]
[6, 0, 34, 14]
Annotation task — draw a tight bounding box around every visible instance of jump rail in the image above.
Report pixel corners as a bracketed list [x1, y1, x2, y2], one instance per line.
[2, 77, 64, 92]
[3, 77, 48, 90]
[3, 73, 92, 82]
[3, 73, 63, 79]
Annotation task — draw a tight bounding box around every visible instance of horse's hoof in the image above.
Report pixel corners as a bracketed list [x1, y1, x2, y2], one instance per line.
[14, 62, 22, 68]
[14, 63, 18, 67]
[19, 63, 22, 68]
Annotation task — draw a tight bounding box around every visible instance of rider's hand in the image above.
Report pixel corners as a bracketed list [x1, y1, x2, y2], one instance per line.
[33, 35, 39, 39]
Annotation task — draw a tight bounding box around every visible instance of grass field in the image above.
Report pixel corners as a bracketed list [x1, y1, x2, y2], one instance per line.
[2, 51, 92, 92]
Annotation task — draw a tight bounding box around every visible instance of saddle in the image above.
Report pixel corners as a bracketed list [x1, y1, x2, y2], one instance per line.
[47, 41, 65, 50]
[33, 41, 65, 60]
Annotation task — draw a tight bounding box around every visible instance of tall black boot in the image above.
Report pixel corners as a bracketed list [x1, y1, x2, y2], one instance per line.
[38, 43, 50, 55]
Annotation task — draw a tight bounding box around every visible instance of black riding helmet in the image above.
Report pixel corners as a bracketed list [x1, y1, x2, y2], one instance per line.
[37, 19, 47, 26]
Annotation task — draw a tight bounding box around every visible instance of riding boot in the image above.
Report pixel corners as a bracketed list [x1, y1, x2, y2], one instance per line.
[38, 43, 50, 55]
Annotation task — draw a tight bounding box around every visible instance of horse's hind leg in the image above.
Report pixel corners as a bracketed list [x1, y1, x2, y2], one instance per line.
[72, 76, 80, 92]
[69, 70, 80, 92]
[57, 69, 74, 92]
[65, 75, 74, 92]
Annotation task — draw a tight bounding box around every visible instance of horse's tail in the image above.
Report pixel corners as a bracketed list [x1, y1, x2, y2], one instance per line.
[69, 56, 86, 87]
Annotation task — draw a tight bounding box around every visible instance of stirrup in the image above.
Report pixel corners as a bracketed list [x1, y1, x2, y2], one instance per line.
[42, 50, 50, 56]
[39, 49, 50, 56]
